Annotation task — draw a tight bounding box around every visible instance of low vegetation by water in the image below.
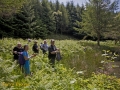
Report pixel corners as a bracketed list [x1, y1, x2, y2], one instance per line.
[0, 38, 120, 90]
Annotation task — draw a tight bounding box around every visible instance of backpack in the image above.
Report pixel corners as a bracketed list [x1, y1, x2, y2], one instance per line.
[56, 52, 62, 61]
[18, 52, 25, 65]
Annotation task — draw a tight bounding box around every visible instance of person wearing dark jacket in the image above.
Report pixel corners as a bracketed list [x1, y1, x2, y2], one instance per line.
[32, 40, 39, 53]
[48, 39, 59, 67]
[13, 42, 24, 61]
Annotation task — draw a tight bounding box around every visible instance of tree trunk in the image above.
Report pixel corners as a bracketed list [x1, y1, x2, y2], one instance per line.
[115, 39, 117, 45]
[114, 39, 120, 45]
[97, 33, 100, 46]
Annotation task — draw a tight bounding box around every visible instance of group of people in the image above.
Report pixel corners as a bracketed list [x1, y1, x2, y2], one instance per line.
[13, 39, 61, 76]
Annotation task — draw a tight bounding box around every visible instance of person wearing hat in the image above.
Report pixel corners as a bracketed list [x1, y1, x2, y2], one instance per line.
[48, 39, 59, 68]
[13, 42, 24, 61]
[32, 40, 39, 53]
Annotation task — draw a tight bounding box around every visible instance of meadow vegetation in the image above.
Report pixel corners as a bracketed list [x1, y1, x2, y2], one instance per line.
[0, 38, 120, 90]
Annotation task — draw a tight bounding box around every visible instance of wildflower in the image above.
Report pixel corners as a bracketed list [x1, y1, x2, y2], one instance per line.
[100, 61, 104, 63]
[102, 54, 108, 56]
[70, 79, 76, 84]
[76, 71, 84, 74]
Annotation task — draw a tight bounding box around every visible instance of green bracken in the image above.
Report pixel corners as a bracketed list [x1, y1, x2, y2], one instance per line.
[0, 38, 120, 90]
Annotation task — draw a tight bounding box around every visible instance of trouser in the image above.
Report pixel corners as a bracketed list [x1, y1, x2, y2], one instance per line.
[33, 51, 39, 53]
[20, 64, 24, 73]
[42, 50, 47, 54]
[49, 58, 56, 68]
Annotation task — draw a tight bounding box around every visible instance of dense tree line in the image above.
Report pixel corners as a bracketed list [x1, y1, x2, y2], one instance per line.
[0, 0, 120, 45]
[0, 0, 83, 39]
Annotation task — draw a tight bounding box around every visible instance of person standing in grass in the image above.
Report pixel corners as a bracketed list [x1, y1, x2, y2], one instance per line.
[23, 45, 36, 76]
[48, 39, 59, 68]
[13, 42, 24, 62]
[32, 40, 39, 53]
[41, 40, 48, 54]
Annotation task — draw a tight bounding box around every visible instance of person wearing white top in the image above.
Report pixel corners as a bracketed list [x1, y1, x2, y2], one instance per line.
[41, 40, 48, 54]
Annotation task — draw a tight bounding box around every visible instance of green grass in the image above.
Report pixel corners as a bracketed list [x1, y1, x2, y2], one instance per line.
[46, 34, 77, 40]
[0, 38, 120, 90]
